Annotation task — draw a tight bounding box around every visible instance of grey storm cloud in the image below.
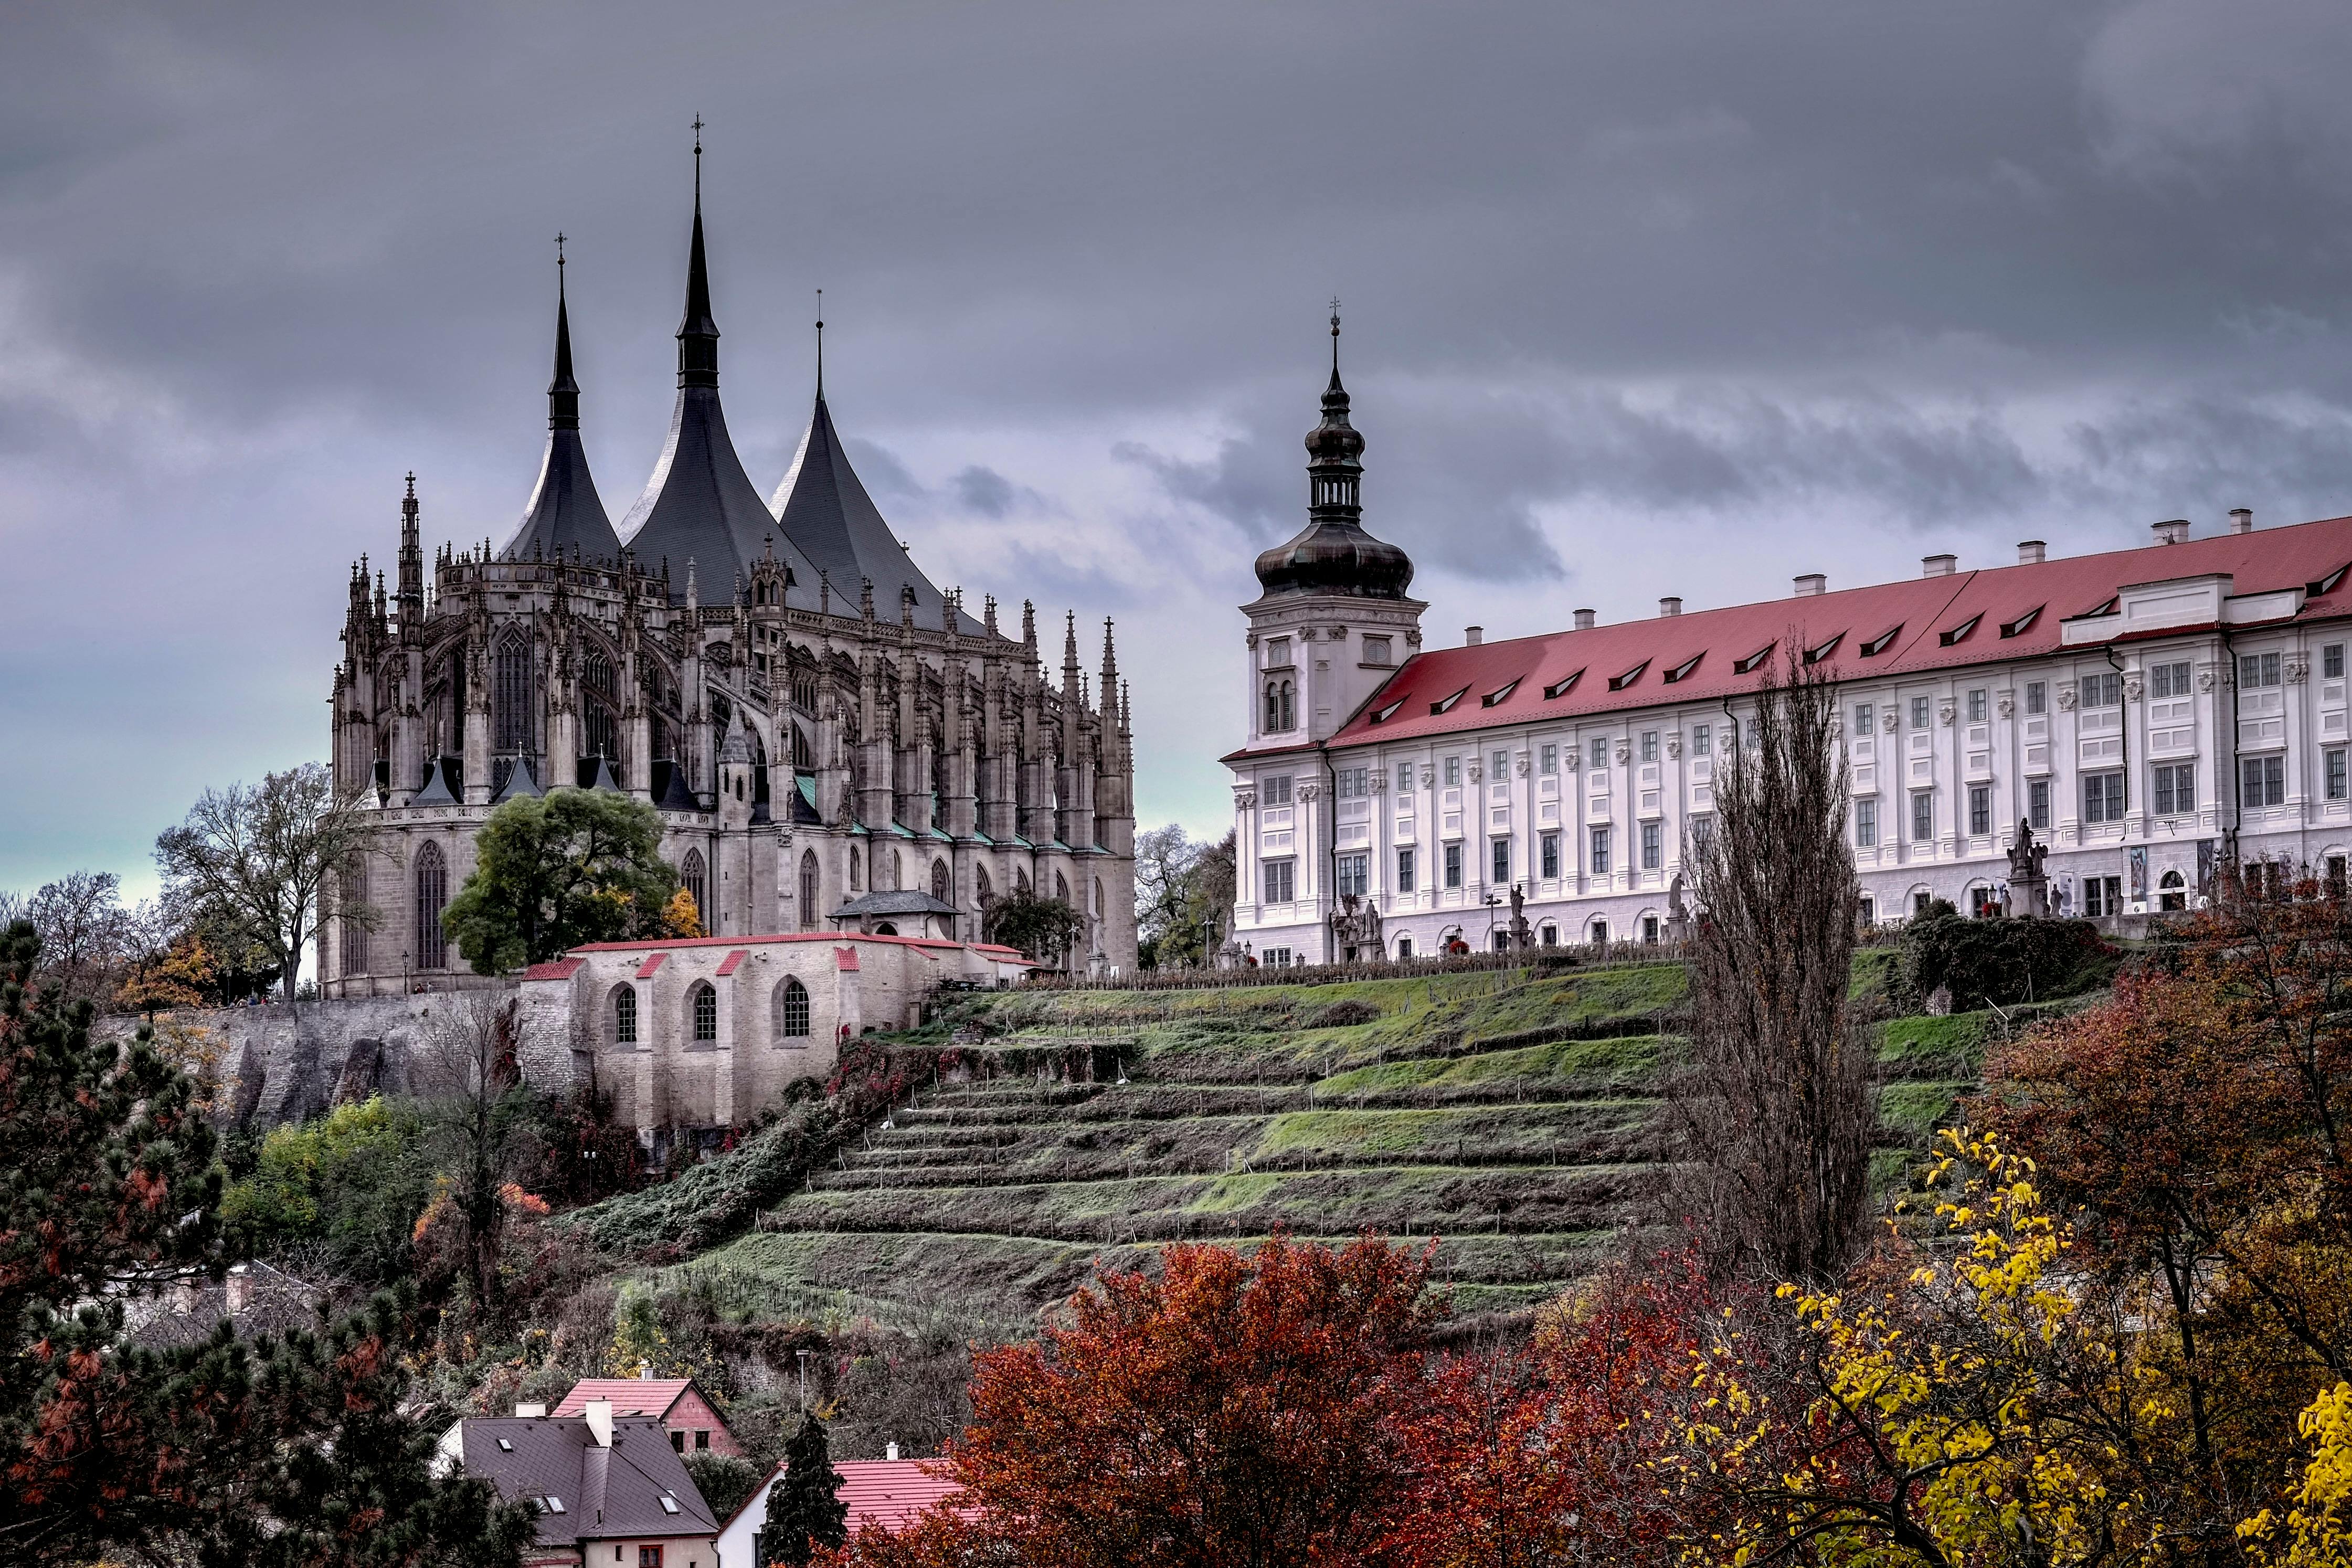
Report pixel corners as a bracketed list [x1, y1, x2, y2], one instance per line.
[8, 0, 2352, 891]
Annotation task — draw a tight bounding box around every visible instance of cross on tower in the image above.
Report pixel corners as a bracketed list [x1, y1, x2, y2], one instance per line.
[554, 231, 566, 268]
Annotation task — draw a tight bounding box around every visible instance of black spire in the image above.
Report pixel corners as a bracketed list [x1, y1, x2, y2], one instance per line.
[814, 288, 824, 398]
[1252, 304, 1414, 601]
[549, 233, 579, 430]
[677, 116, 718, 389]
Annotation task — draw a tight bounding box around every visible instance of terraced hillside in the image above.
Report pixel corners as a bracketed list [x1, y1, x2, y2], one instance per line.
[669, 957, 2034, 1336]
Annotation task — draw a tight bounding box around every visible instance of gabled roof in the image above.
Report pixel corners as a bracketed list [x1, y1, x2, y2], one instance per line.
[724, 1457, 965, 1538]
[1298, 515, 2352, 756]
[768, 394, 983, 633]
[551, 1378, 698, 1422]
[453, 1413, 715, 1546]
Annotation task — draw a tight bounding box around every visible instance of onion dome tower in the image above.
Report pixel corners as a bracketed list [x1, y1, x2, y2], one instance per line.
[619, 124, 819, 603]
[502, 240, 623, 563]
[1253, 310, 1414, 600]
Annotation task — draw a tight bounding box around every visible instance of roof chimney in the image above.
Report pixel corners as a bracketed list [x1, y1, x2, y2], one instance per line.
[1465, 626, 1482, 647]
[584, 1399, 612, 1448]
[2230, 507, 2253, 534]
[1658, 596, 1682, 618]
[886, 1442, 900, 1461]
[515, 1402, 547, 1418]
[2154, 518, 2190, 545]
[1572, 608, 1596, 631]
[1793, 573, 1826, 598]
[1922, 553, 1957, 578]
[2017, 540, 2046, 565]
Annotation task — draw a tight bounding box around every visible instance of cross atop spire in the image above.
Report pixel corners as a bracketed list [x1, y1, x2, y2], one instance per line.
[1328, 296, 1343, 388]
[548, 237, 580, 429]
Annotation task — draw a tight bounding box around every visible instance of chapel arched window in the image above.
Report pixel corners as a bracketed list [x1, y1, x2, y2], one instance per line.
[493, 629, 533, 751]
[775, 977, 811, 1041]
[414, 841, 447, 969]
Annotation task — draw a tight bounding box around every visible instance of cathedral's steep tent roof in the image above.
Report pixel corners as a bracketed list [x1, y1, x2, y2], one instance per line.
[1290, 514, 2352, 756]
[769, 393, 981, 632]
[618, 163, 821, 606]
[502, 269, 622, 564]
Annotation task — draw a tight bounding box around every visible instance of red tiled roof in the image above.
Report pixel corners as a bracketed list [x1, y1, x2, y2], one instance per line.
[713, 948, 750, 976]
[550, 1378, 692, 1419]
[522, 957, 584, 982]
[1278, 515, 2352, 755]
[634, 952, 669, 980]
[835, 946, 861, 972]
[724, 1458, 963, 1537]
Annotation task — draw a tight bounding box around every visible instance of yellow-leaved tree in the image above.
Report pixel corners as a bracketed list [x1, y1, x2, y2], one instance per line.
[660, 886, 703, 939]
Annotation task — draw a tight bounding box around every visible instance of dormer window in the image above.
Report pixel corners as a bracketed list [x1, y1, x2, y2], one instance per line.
[1662, 652, 1704, 684]
[2316, 563, 2351, 597]
[1802, 632, 1845, 665]
[1938, 612, 1983, 647]
[1607, 659, 1650, 693]
[2000, 605, 2043, 638]
[1732, 642, 1776, 674]
[1859, 624, 1901, 658]
[1430, 686, 1470, 715]
[1480, 677, 1522, 707]
[1542, 669, 1584, 700]
[1370, 696, 1406, 724]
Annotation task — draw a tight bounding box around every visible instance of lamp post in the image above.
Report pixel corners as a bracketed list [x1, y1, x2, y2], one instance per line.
[1483, 893, 1501, 951]
[796, 1347, 812, 1411]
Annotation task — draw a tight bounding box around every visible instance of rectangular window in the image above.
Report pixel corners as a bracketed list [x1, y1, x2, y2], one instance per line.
[1910, 696, 1930, 730]
[2083, 770, 2126, 823]
[2084, 876, 2122, 919]
[1643, 916, 1660, 945]
[1540, 831, 1560, 879]
[1362, 635, 1392, 665]
[1264, 775, 1292, 806]
[1858, 895, 1876, 927]
[1640, 730, 1659, 763]
[2028, 778, 2051, 831]
[2328, 644, 2346, 680]
[1855, 799, 1878, 847]
[2240, 651, 2283, 689]
[1539, 743, 1558, 774]
[1444, 843, 1464, 889]
[1396, 847, 1416, 893]
[1690, 815, 1715, 856]
[1490, 838, 1510, 884]
[2081, 672, 2122, 709]
[1852, 703, 1873, 737]
[1443, 756, 1461, 787]
[2150, 660, 2192, 699]
[1335, 767, 1368, 799]
[2330, 749, 2348, 802]
[1692, 723, 1711, 756]
[641, 1547, 664, 1568]
[1396, 761, 1415, 794]
[1968, 785, 1991, 836]
[1263, 860, 1296, 903]
[1640, 821, 1661, 870]
[1590, 918, 1609, 947]
[1492, 749, 1510, 779]
[2240, 754, 2286, 808]
[1336, 854, 1368, 897]
[695, 1429, 710, 1450]
[1588, 738, 1609, 771]
[1911, 792, 1933, 842]
[2025, 680, 2047, 716]
[1590, 827, 1611, 875]
[2152, 762, 2195, 817]
[1265, 637, 1291, 669]
[1265, 947, 1294, 968]
[1967, 688, 1987, 723]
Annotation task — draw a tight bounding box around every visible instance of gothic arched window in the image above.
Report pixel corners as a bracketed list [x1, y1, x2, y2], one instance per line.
[975, 863, 993, 909]
[791, 723, 813, 769]
[414, 841, 447, 969]
[611, 984, 638, 1046]
[680, 850, 707, 926]
[1016, 867, 1031, 897]
[1055, 872, 1070, 905]
[887, 849, 903, 892]
[799, 849, 820, 933]
[582, 650, 618, 761]
[493, 628, 533, 751]
[775, 977, 811, 1041]
[931, 859, 950, 904]
[688, 981, 717, 1043]
[850, 847, 863, 892]
[339, 854, 368, 975]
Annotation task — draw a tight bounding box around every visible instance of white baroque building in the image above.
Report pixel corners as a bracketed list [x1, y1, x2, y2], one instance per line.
[1226, 330, 2352, 964]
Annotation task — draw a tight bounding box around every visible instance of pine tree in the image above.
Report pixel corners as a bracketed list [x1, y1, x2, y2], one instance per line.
[761, 1411, 849, 1566]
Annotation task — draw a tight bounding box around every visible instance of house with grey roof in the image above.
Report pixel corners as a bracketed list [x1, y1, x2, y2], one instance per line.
[438, 1397, 719, 1568]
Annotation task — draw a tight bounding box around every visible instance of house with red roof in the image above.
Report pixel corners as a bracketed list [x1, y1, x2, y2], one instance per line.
[552, 1375, 741, 1459]
[1227, 330, 2352, 961]
[713, 1454, 963, 1567]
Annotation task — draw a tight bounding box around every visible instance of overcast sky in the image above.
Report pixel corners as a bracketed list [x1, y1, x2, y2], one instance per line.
[6, 0, 2352, 897]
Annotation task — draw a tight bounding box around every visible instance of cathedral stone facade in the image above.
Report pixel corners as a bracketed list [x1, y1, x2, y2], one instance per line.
[323, 155, 1137, 997]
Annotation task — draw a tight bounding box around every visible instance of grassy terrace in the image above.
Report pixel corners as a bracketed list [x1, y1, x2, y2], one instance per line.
[660, 957, 2040, 1336]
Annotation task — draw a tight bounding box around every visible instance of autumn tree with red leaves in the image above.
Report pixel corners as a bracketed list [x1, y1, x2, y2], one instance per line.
[0, 919, 534, 1567]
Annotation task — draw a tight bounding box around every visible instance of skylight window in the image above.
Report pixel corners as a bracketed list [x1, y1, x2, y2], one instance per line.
[1999, 605, 2043, 639]
[659, 1495, 682, 1516]
[1859, 624, 1901, 658]
[1607, 659, 1651, 693]
[496, 1438, 514, 1453]
[1542, 668, 1584, 700]
[1662, 652, 1704, 684]
[1938, 613, 1983, 647]
[1480, 677, 1522, 708]
[1801, 632, 1845, 665]
[542, 1497, 566, 1515]
[1732, 642, 1776, 675]
[1429, 686, 1469, 716]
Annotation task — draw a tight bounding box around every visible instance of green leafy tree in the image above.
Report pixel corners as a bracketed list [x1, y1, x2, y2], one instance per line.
[0, 919, 532, 1567]
[439, 791, 679, 974]
[764, 1410, 849, 1566]
[980, 887, 1085, 966]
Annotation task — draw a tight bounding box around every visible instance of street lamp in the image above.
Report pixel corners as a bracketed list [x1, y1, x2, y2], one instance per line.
[1483, 893, 1502, 951]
